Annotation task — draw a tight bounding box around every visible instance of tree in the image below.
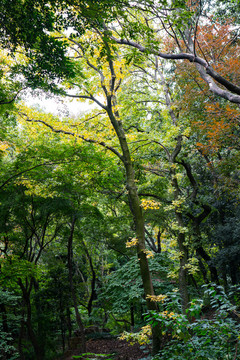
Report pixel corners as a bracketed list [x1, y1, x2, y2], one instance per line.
[106, 0, 240, 104]
[19, 29, 166, 351]
[0, 101, 138, 357]
[2, 1, 240, 104]
[1, 1, 240, 357]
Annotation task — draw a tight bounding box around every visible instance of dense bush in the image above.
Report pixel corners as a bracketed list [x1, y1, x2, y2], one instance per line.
[147, 285, 240, 360]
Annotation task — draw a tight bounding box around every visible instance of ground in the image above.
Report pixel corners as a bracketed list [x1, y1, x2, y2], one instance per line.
[62, 337, 150, 360]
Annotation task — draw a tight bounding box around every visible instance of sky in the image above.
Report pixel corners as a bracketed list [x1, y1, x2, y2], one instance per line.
[22, 89, 93, 118]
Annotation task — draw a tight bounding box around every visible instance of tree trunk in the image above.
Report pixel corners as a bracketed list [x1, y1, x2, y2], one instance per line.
[171, 160, 190, 313]
[18, 278, 44, 360]
[175, 213, 189, 313]
[196, 246, 219, 284]
[18, 316, 25, 360]
[67, 216, 86, 353]
[197, 255, 209, 284]
[67, 307, 72, 344]
[130, 303, 134, 330]
[81, 239, 97, 317]
[107, 105, 162, 354]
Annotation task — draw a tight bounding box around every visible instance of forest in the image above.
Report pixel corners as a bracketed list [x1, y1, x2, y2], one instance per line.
[0, 0, 240, 359]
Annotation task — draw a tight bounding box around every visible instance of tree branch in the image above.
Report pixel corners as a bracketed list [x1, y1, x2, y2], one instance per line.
[109, 34, 240, 103]
[20, 113, 124, 161]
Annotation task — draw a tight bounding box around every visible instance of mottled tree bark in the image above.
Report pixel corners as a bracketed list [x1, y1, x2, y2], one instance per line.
[106, 102, 162, 354]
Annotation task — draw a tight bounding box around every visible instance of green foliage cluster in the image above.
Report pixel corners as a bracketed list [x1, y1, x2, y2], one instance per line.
[73, 353, 115, 360]
[0, 290, 20, 360]
[148, 285, 240, 360]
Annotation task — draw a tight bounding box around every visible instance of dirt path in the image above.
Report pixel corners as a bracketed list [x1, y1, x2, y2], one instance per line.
[62, 337, 150, 360]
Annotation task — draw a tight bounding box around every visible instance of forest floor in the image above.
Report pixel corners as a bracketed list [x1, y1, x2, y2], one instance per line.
[61, 337, 150, 360]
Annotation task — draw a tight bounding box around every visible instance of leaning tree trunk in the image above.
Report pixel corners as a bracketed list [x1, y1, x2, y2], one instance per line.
[107, 105, 162, 354]
[159, 66, 190, 313]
